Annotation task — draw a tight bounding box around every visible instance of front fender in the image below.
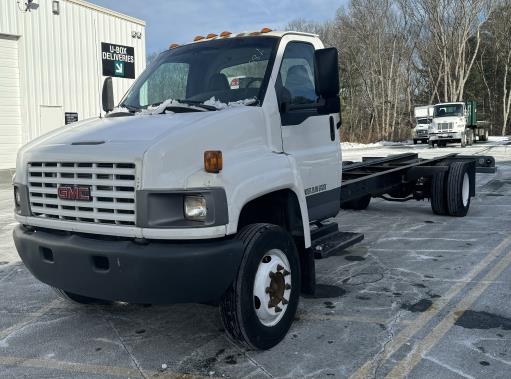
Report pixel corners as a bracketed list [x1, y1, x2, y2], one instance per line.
[186, 150, 312, 247]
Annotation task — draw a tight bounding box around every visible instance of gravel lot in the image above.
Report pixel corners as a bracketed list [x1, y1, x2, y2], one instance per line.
[0, 139, 510, 378]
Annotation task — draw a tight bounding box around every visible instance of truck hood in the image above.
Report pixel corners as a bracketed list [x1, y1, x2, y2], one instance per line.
[433, 116, 464, 124]
[38, 112, 216, 145]
[16, 107, 268, 187]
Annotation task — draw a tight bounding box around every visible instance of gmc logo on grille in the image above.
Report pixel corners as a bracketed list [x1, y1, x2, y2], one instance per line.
[57, 186, 92, 201]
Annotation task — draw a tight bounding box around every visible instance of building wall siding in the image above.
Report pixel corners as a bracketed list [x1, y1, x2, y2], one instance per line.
[0, 0, 146, 169]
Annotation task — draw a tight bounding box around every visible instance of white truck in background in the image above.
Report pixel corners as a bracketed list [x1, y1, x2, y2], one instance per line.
[413, 105, 433, 144]
[428, 101, 490, 148]
[12, 29, 495, 350]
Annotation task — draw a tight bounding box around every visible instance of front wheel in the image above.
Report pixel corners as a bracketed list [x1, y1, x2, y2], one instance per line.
[220, 224, 300, 350]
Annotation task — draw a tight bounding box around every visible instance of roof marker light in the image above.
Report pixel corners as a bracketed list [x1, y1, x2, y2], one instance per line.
[261, 27, 272, 33]
[194, 35, 205, 42]
[169, 43, 179, 49]
[220, 31, 232, 37]
[206, 33, 218, 39]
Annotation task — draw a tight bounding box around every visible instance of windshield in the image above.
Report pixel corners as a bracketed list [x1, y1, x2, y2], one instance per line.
[120, 37, 278, 111]
[434, 104, 464, 118]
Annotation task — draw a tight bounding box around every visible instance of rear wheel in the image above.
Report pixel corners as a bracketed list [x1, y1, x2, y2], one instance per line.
[431, 171, 448, 215]
[413, 139, 417, 145]
[220, 224, 300, 350]
[447, 162, 471, 217]
[53, 287, 111, 305]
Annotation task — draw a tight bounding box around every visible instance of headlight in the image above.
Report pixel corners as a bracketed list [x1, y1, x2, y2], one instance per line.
[184, 195, 207, 221]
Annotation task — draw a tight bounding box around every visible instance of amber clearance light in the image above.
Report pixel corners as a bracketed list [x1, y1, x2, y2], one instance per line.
[204, 151, 223, 173]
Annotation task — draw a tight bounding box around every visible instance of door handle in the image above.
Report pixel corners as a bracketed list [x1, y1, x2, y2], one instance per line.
[329, 116, 335, 141]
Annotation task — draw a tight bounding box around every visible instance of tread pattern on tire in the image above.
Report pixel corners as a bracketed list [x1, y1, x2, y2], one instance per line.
[220, 223, 275, 349]
[431, 171, 447, 215]
[446, 162, 470, 217]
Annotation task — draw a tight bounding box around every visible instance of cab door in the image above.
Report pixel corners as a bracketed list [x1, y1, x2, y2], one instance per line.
[277, 41, 342, 221]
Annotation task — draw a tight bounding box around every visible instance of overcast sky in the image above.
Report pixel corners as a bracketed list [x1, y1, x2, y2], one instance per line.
[88, 0, 345, 54]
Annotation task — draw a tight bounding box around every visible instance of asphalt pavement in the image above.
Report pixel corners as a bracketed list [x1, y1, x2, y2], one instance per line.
[0, 139, 510, 378]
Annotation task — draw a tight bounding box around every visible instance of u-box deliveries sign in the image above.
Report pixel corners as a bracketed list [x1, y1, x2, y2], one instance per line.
[101, 43, 135, 79]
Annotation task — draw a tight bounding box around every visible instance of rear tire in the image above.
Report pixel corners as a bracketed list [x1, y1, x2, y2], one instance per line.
[341, 195, 371, 210]
[413, 139, 417, 145]
[53, 287, 111, 305]
[431, 171, 448, 215]
[446, 162, 471, 217]
[220, 224, 300, 350]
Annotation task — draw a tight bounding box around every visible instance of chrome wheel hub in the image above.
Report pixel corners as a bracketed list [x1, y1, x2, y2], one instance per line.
[253, 249, 291, 327]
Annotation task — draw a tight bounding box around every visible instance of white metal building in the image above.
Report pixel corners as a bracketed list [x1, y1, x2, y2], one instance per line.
[0, 0, 146, 169]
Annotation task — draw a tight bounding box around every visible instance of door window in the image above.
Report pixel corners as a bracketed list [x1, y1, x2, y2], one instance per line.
[277, 42, 317, 105]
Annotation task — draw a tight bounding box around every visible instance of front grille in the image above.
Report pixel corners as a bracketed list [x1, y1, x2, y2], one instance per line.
[416, 130, 428, 136]
[437, 122, 454, 132]
[27, 162, 137, 226]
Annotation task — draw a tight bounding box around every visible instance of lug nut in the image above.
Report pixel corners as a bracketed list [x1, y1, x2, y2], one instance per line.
[282, 298, 289, 305]
[274, 306, 282, 313]
[265, 286, 271, 294]
[277, 264, 284, 271]
[285, 284, 291, 290]
[283, 269, 290, 276]
[269, 272, 275, 278]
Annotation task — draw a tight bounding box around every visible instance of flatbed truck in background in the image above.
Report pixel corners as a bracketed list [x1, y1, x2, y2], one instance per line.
[12, 29, 495, 350]
[429, 100, 491, 147]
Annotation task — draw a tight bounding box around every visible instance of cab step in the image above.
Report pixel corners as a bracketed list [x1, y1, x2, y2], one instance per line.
[310, 222, 364, 259]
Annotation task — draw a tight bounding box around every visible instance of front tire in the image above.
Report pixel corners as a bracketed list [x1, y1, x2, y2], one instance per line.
[220, 224, 300, 350]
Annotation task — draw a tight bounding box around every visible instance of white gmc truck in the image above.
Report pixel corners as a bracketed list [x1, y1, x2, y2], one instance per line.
[12, 30, 495, 349]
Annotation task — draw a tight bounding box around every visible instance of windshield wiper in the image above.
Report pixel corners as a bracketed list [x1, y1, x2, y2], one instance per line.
[119, 104, 141, 113]
[146, 99, 217, 113]
[175, 99, 218, 111]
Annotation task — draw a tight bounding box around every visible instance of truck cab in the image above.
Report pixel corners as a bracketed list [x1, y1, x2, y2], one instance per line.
[13, 30, 342, 349]
[413, 105, 433, 144]
[429, 102, 470, 147]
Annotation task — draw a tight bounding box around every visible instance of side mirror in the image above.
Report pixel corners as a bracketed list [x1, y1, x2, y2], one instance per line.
[102, 77, 114, 113]
[315, 48, 340, 97]
[315, 47, 340, 114]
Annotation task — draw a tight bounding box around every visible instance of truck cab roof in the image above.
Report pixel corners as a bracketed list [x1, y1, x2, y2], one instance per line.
[170, 30, 319, 50]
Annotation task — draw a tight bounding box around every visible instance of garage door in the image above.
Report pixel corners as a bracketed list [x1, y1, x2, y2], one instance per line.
[0, 35, 22, 170]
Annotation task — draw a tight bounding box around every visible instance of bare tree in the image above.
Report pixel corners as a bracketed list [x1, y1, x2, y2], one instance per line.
[411, 0, 492, 102]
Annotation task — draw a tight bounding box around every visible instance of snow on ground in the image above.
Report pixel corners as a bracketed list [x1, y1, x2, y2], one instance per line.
[488, 136, 511, 142]
[341, 140, 410, 150]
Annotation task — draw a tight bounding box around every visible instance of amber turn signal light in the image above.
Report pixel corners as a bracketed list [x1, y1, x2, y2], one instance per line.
[204, 151, 223, 173]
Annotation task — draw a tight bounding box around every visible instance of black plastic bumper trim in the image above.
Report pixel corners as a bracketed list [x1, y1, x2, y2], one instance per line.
[13, 225, 243, 304]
